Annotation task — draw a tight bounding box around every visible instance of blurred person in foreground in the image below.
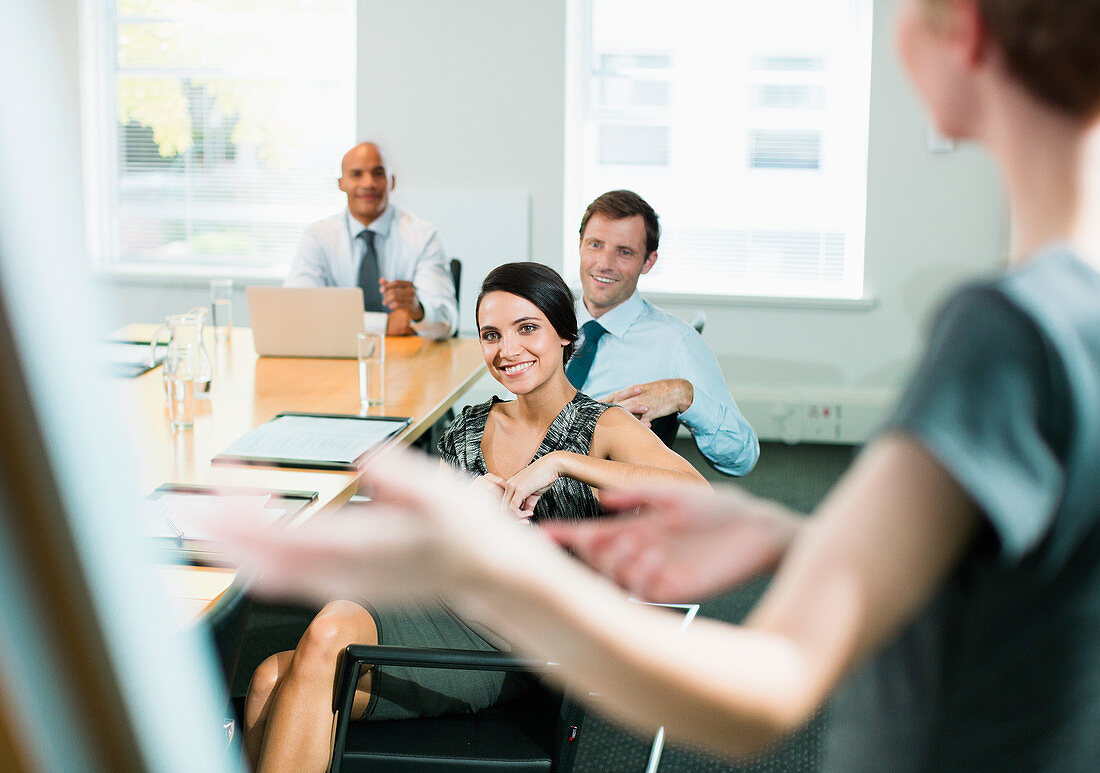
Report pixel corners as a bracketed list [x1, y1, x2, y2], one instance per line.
[285, 141, 457, 338]
[220, 0, 1100, 768]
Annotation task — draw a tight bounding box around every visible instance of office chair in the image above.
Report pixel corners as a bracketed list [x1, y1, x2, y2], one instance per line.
[642, 312, 703, 449]
[649, 414, 680, 448]
[330, 645, 584, 773]
[449, 258, 462, 331]
[205, 580, 254, 749]
[640, 312, 707, 450]
[205, 580, 254, 692]
[690, 311, 706, 334]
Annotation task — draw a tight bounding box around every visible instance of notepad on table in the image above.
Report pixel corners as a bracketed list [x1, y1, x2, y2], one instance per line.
[142, 483, 318, 564]
[102, 339, 162, 378]
[212, 412, 412, 470]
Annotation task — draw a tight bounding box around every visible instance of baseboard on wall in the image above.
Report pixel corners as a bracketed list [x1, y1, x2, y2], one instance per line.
[460, 374, 896, 446]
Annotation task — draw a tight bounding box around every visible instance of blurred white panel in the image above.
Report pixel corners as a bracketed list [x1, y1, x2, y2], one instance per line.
[0, 2, 233, 770]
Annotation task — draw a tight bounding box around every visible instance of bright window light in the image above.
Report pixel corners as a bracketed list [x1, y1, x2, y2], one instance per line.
[565, 0, 874, 300]
[81, 0, 356, 277]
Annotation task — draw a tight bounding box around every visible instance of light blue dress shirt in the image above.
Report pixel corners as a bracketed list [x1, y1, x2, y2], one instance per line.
[576, 292, 759, 476]
[285, 205, 457, 339]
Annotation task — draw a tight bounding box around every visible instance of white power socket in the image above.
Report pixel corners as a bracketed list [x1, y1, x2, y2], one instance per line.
[737, 388, 896, 445]
[802, 403, 842, 441]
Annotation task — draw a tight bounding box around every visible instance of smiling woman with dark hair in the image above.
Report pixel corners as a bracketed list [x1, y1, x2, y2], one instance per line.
[242, 261, 705, 773]
[476, 261, 579, 365]
[440, 261, 704, 521]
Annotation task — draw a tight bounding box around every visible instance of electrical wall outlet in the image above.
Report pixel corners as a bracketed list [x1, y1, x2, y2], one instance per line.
[734, 387, 895, 445]
[802, 403, 842, 441]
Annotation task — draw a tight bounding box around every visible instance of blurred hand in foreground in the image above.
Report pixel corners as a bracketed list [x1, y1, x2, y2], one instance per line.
[468, 472, 536, 520]
[471, 471, 506, 499]
[541, 485, 803, 603]
[203, 449, 551, 609]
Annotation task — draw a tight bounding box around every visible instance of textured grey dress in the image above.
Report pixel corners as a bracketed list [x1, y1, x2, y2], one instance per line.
[362, 392, 610, 720]
[438, 392, 610, 522]
[825, 247, 1100, 770]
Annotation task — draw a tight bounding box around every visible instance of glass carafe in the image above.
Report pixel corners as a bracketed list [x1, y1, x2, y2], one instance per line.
[150, 308, 213, 399]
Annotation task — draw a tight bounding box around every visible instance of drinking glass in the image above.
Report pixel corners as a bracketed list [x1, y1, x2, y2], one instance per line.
[165, 345, 197, 430]
[210, 278, 233, 342]
[357, 332, 385, 408]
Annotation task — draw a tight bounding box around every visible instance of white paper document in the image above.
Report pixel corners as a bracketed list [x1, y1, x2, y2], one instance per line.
[143, 494, 285, 541]
[103, 341, 156, 367]
[220, 414, 408, 465]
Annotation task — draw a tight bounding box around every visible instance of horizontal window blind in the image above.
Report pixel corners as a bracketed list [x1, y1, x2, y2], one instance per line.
[83, 0, 356, 273]
[566, 0, 873, 299]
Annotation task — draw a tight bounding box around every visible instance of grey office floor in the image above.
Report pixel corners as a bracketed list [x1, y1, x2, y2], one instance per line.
[233, 439, 858, 772]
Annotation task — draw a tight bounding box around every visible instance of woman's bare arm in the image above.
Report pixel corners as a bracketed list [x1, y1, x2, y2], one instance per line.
[216, 436, 978, 758]
[502, 407, 706, 513]
[542, 485, 802, 602]
[480, 434, 980, 755]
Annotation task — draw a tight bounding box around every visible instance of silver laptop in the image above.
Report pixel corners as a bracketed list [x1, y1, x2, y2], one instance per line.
[247, 286, 366, 358]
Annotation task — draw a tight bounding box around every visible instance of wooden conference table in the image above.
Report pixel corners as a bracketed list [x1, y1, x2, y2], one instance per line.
[116, 325, 485, 620]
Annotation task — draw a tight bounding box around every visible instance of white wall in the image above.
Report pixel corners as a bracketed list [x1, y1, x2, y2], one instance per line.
[356, 0, 565, 267]
[64, 0, 1008, 437]
[349, 0, 1007, 436]
[352, 0, 1006, 393]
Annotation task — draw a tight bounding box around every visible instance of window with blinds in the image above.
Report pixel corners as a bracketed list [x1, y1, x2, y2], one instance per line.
[81, 0, 356, 275]
[565, 0, 873, 299]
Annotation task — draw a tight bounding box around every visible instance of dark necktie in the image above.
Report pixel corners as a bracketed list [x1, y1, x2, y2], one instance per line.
[566, 319, 607, 389]
[356, 230, 386, 312]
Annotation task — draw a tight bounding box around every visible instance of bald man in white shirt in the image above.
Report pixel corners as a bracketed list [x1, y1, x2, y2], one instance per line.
[286, 142, 457, 339]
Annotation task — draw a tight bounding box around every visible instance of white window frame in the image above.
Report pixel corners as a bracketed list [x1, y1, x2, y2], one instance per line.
[564, 0, 875, 307]
[79, 0, 356, 282]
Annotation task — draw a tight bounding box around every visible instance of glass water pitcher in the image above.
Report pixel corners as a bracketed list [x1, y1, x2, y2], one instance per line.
[150, 308, 213, 398]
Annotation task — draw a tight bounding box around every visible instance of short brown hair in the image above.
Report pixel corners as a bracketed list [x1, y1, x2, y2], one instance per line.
[579, 190, 661, 256]
[924, 0, 1100, 118]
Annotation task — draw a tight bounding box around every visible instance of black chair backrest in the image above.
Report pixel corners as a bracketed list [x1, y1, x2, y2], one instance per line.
[204, 581, 253, 689]
[331, 644, 583, 772]
[450, 258, 462, 311]
[649, 414, 680, 448]
[449, 258, 462, 338]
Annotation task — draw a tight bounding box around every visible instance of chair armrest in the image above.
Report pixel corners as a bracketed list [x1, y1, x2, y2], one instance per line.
[334, 645, 549, 715]
[331, 645, 555, 773]
[345, 644, 547, 672]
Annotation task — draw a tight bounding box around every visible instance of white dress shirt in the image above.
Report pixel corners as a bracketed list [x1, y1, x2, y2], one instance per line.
[575, 292, 759, 476]
[285, 205, 457, 339]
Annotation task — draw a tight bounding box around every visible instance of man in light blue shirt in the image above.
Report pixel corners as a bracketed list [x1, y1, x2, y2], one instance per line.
[568, 190, 759, 476]
[285, 142, 457, 339]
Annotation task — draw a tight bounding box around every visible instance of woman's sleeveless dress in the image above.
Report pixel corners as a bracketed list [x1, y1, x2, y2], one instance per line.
[439, 392, 610, 522]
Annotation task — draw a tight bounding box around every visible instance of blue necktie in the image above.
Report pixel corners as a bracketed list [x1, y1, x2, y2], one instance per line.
[357, 230, 386, 312]
[566, 320, 607, 389]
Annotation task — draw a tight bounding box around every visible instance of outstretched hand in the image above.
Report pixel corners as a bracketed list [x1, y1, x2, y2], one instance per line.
[201, 450, 548, 608]
[541, 484, 802, 602]
[475, 472, 537, 520]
